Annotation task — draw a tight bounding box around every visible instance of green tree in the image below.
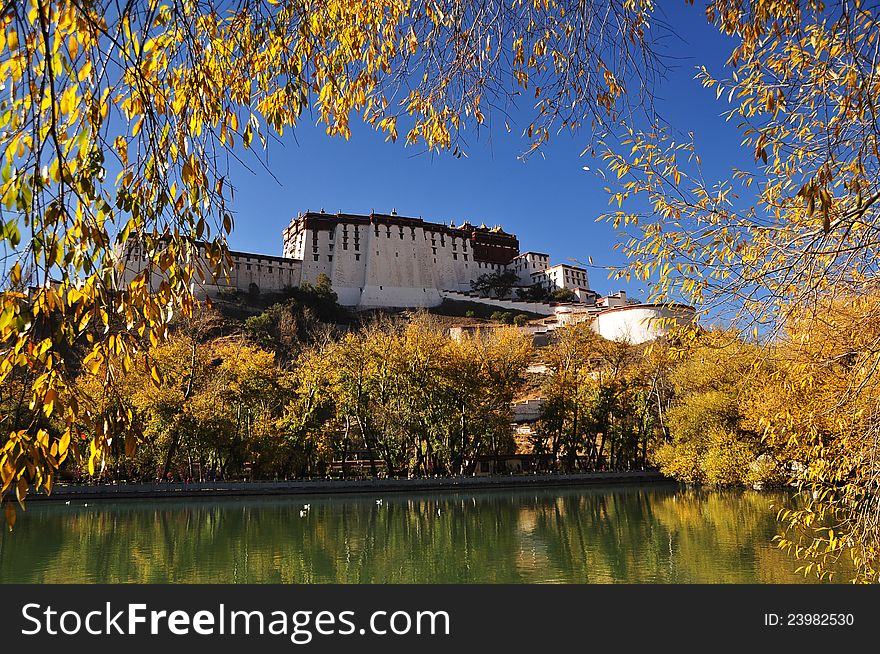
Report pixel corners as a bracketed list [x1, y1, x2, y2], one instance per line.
[471, 270, 519, 299]
[516, 284, 552, 302]
[551, 288, 578, 302]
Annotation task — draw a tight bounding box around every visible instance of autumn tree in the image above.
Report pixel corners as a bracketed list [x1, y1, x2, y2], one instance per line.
[759, 294, 880, 581]
[537, 322, 604, 467]
[281, 315, 532, 477]
[652, 330, 784, 487]
[599, 1, 880, 580]
[538, 321, 663, 471]
[277, 339, 338, 477]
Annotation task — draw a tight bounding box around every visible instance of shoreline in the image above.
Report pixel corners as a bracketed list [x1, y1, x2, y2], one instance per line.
[31, 470, 668, 502]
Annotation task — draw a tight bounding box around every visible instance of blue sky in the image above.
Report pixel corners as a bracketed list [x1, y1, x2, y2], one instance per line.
[224, 3, 750, 300]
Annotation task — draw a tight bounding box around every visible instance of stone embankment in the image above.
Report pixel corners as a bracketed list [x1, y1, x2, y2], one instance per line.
[29, 470, 667, 501]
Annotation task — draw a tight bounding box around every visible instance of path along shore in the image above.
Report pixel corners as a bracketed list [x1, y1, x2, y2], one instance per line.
[29, 470, 668, 502]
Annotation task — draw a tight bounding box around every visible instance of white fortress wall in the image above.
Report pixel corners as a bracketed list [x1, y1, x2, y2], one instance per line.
[228, 251, 301, 294]
[360, 217, 442, 308]
[423, 224, 462, 291]
[115, 238, 227, 299]
[298, 223, 335, 287]
[281, 212, 521, 308]
[328, 222, 368, 306]
[115, 237, 302, 301]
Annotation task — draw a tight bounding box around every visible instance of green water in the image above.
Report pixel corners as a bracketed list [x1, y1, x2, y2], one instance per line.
[0, 484, 829, 583]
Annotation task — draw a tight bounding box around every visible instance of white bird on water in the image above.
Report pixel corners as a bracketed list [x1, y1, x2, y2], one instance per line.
[303, 504, 310, 510]
[376, 499, 383, 506]
[65, 501, 71, 506]
[300, 509, 308, 518]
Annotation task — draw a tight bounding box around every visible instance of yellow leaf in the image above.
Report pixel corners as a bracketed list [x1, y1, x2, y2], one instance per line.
[78, 59, 92, 82]
[150, 365, 162, 388]
[16, 477, 28, 506]
[58, 431, 71, 457]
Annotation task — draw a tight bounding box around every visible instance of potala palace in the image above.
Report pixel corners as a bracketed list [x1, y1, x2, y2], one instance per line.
[118, 209, 695, 344]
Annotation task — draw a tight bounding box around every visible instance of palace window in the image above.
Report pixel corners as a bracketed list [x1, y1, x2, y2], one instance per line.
[328, 255, 333, 262]
[246, 264, 251, 271]
[313, 254, 319, 261]
[355, 254, 360, 261]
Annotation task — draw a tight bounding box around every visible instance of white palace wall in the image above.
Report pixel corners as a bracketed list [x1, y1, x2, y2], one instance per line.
[359, 221, 444, 308]
[114, 239, 302, 298]
[287, 212, 519, 309]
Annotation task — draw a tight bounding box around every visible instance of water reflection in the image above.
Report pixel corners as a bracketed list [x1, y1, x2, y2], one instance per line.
[0, 484, 830, 583]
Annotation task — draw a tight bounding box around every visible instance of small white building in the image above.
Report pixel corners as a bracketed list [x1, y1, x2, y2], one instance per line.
[531, 263, 591, 299]
[597, 290, 635, 309]
[510, 251, 550, 284]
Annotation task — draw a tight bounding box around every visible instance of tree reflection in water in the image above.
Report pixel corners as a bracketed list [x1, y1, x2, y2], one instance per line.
[0, 484, 839, 583]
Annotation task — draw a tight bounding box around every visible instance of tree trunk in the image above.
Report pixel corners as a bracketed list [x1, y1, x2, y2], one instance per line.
[160, 339, 198, 481]
[355, 414, 379, 477]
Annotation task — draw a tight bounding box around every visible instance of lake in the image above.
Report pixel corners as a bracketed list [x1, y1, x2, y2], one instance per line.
[0, 483, 836, 583]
